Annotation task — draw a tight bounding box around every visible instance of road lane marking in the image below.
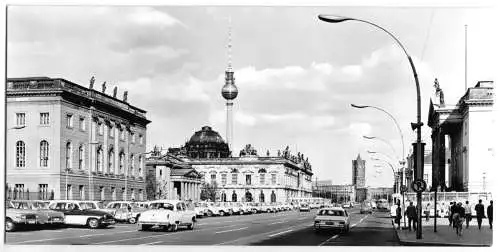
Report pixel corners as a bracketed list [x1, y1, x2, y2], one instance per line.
[319, 234, 339, 246]
[268, 229, 293, 237]
[215, 227, 248, 234]
[10, 230, 137, 244]
[217, 221, 312, 245]
[142, 240, 164, 245]
[268, 221, 286, 225]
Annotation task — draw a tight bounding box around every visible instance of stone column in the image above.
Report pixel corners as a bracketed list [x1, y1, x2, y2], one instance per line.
[181, 182, 185, 200]
[103, 121, 109, 174]
[431, 126, 446, 190]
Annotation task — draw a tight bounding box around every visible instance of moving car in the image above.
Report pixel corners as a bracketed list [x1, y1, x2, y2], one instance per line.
[313, 207, 351, 233]
[10, 200, 65, 225]
[360, 201, 373, 214]
[299, 203, 310, 212]
[6, 201, 44, 232]
[48, 200, 115, 229]
[137, 200, 196, 231]
[376, 199, 390, 211]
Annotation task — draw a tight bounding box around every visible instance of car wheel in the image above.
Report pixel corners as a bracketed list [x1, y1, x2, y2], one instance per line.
[207, 210, 213, 217]
[267, 209, 271, 213]
[229, 209, 233, 215]
[240, 210, 244, 215]
[5, 218, 16, 232]
[188, 218, 195, 230]
[129, 217, 137, 224]
[167, 224, 178, 232]
[219, 210, 225, 216]
[87, 218, 100, 229]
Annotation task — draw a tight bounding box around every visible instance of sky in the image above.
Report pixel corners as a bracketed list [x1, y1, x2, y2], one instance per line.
[6, 4, 497, 188]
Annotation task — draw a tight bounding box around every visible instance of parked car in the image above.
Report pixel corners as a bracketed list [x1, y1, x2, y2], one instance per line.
[137, 200, 196, 231]
[246, 202, 260, 214]
[360, 201, 373, 214]
[6, 201, 44, 232]
[299, 203, 310, 212]
[313, 207, 351, 233]
[194, 202, 209, 217]
[48, 200, 115, 229]
[205, 202, 224, 217]
[79, 200, 116, 215]
[10, 200, 65, 226]
[106, 201, 147, 224]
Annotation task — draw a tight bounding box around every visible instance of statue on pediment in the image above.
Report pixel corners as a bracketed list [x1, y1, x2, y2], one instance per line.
[433, 78, 445, 107]
[89, 76, 95, 89]
[102, 81, 107, 93]
[123, 91, 128, 103]
[113, 86, 118, 98]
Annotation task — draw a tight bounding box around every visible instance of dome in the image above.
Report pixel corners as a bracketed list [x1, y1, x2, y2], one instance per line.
[188, 126, 226, 144]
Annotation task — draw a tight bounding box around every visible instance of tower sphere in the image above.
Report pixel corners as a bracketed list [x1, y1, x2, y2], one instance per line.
[221, 71, 238, 100]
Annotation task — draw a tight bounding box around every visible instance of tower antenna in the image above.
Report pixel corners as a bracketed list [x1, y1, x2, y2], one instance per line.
[227, 17, 233, 70]
[465, 24, 468, 92]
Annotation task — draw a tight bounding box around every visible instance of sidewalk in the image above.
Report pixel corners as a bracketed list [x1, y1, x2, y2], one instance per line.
[394, 218, 493, 246]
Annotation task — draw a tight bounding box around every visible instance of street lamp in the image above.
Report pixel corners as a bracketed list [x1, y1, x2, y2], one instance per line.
[363, 135, 398, 158]
[319, 14, 424, 239]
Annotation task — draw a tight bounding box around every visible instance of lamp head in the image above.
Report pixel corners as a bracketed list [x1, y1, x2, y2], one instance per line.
[318, 15, 354, 23]
[351, 103, 369, 109]
[363, 135, 376, 139]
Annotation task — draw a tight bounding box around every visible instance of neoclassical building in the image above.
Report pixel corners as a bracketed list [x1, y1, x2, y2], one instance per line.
[167, 126, 314, 203]
[6, 77, 150, 201]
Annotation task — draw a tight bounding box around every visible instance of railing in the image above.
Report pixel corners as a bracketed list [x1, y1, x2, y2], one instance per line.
[6, 188, 54, 201]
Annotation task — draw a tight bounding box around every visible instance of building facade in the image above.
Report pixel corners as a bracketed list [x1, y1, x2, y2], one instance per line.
[6, 77, 150, 201]
[427, 81, 494, 193]
[312, 184, 355, 203]
[352, 154, 366, 188]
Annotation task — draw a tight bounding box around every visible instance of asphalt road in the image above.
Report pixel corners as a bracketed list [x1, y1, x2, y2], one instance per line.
[5, 207, 399, 246]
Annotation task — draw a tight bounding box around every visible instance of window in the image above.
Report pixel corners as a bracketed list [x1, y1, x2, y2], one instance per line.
[139, 134, 143, 144]
[67, 185, 73, 200]
[66, 114, 73, 128]
[221, 173, 227, 185]
[271, 174, 277, 185]
[122, 188, 126, 200]
[138, 156, 143, 176]
[138, 189, 143, 201]
[40, 113, 49, 125]
[159, 168, 162, 177]
[66, 142, 72, 170]
[260, 174, 265, 185]
[130, 154, 135, 176]
[79, 117, 85, 131]
[120, 129, 125, 140]
[232, 173, 238, 185]
[259, 190, 265, 203]
[16, 113, 26, 127]
[131, 189, 135, 200]
[78, 145, 84, 170]
[211, 174, 216, 184]
[271, 190, 276, 203]
[97, 147, 103, 172]
[108, 149, 114, 174]
[221, 192, 227, 202]
[100, 186, 105, 201]
[79, 185, 85, 200]
[246, 174, 252, 185]
[131, 133, 135, 143]
[232, 191, 237, 202]
[98, 123, 104, 135]
[109, 126, 114, 137]
[119, 152, 125, 174]
[16, 141, 26, 167]
[40, 140, 49, 167]
[111, 187, 116, 200]
[39, 184, 49, 200]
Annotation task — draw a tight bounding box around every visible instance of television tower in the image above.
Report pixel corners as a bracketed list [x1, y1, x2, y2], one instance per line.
[221, 18, 238, 155]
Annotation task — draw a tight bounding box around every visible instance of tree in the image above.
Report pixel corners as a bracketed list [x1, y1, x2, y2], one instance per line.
[145, 171, 156, 200]
[200, 182, 218, 202]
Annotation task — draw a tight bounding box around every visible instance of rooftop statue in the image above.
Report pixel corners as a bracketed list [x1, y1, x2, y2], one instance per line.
[89, 76, 95, 89]
[113, 86, 118, 98]
[433, 78, 445, 107]
[101, 81, 106, 93]
[123, 91, 128, 103]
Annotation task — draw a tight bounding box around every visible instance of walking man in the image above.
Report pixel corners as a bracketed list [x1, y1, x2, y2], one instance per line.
[487, 200, 493, 229]
[475, 199, 485, 230]
[395, 203, 402, 229]
[406, 201, 417, 231]
[424, 203, 431, 222]
[448, 202, 455, 226]
[464, 200, 472, 228]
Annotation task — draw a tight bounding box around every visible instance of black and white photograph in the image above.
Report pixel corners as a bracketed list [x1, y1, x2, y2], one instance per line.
[2, 0, 497, 248]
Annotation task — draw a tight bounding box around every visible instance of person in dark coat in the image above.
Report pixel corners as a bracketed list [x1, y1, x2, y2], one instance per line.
[487, 200, 493, 229]
[475, 199, 485, 230]
[395, 204, 402, 229]
[406, 201, 417, 231]
[448, 202, 456, 226]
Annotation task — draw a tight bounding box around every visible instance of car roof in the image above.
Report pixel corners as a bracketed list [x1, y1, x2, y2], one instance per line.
[149, 200, 184, 204]
[319, 207, 345, 211]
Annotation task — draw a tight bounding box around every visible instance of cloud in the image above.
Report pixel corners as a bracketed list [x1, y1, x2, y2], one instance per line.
[127, 7, 185, 27]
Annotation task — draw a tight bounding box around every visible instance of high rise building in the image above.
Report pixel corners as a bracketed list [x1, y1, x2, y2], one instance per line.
[352, 154, 366, 188]
[221, 20, 238, 155]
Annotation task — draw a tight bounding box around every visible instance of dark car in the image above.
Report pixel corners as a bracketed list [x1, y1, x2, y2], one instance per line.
[48, 200, 115, 229]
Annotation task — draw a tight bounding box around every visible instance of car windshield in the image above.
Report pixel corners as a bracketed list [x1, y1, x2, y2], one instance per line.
[80, 203, 95, 210]
[32, 202, 49, 209]
[150, 203, 174, 210]
[14, 202, 32, 210]
[318, 209, 345, 216]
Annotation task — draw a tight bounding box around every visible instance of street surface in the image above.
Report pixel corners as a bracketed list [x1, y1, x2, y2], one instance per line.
[6, 207, 399, 246]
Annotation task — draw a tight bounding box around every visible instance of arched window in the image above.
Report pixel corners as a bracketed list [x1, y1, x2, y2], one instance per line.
[16, 141, 26, 167]
[245, 190, 253, 202]
[138, 155, 143, 177]
[232, 190, 237, 202]
[96, 146, 103, 172]
[271, 190, 276, 203]
[108, 149, 114, 174]
[221, 192, 227, 202]
[65, 142, 72, 170]
[40, 140, 49, 167]
[130, 154, 135, 176]
[78, 145, 84, 170]
[119, 152, 125, 174]
[260, 190, 265, 203]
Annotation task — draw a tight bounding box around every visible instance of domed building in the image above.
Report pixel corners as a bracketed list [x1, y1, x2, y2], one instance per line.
[185, 126, 230, 159]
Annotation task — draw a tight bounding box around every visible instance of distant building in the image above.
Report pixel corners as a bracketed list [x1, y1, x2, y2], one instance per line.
[352, 154, 366, 188]
[366, 187, 393, 200]
[314, 180, 332, 186]
[312, 184, 355, 203]
[427, 80, 494, 193]
[6, 77, 151, 201]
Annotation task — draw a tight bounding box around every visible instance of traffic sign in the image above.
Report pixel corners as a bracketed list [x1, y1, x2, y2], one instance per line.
[411, 179, 427, 193]
[400, 185, 408, 193]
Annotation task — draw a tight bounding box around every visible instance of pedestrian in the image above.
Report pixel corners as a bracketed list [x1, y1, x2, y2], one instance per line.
[454, 202, 466, 236]
[395, 203, 402, 229]
[440, 202, 446, 218]
[424, 203, 431, 222]
[406, 201, 417, 231]
[464, 200, 472, 228]
[475, 199, 485, 230]
[449, 201, 456, 227]
[487, 200, 493, 229]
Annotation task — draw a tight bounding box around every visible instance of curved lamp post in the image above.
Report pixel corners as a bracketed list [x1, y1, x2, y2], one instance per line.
[363, 135, 398, 158]
[319, 15, 424, 238]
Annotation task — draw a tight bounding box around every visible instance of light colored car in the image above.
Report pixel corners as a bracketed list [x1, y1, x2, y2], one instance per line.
[137, 200, 196, 231]
[6, 201, 44, 232]
[314, 207, 351, 233]
[360, 201, 373, 214]
[10, 200, 65, 225]
[236, 202, 252, 214]
[106, 201, 148, 224]
[48, 200, 115, 229]
[206, 202, 224, 216]
[299, 203, 311, 212]
[194, 202, 209, 217]
[79, 200, 115, 215]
